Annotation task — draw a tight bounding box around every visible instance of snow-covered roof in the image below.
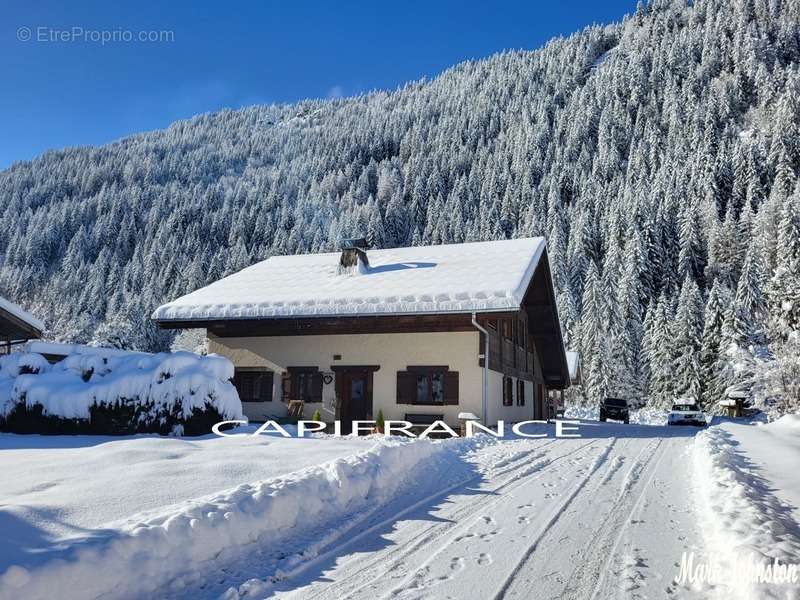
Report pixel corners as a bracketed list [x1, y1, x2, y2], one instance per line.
[153, 238, 547, 322]
[24, 341, 149, 359]
[566, 351, 580, 381]
[0, 295, 44, 334]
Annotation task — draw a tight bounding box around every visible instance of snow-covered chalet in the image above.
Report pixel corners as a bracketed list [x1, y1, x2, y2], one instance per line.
[152, 238, 570, 427]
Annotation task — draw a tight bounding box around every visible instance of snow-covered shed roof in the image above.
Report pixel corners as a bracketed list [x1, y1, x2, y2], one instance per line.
[0, 295, 44, 341]
[24, 341, 149, 360]
[566, 351, 581, 384]
[153, 238, 547, 322]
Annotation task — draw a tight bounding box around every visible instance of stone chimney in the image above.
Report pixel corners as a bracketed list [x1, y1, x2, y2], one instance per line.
[338, 237, 370, 274]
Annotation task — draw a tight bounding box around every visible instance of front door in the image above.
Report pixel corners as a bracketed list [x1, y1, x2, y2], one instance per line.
[338, 370, 373, 434]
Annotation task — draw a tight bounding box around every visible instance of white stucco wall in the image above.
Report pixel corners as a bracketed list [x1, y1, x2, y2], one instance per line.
[209, 332, 481, 425]
[485, 371, 537, 426]
[209, 331, 544, 426]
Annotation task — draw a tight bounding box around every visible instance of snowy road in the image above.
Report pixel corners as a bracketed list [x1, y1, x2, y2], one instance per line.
[180, 421, 709, 600]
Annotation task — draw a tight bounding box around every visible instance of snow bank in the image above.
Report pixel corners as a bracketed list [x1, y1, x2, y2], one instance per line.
[0, 438, 448, 599]
[564, 405, 669, 425]
[770, 413, 800, 430]
[0, 350, 242, 425]
[0, 431, 372, 557]
[693, 424, 800, 599]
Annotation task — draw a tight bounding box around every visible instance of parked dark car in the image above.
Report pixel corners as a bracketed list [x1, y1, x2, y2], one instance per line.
[599, 397, 630, 424]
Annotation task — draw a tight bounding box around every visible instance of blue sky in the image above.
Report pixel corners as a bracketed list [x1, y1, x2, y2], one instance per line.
[2, 0, 636, 170]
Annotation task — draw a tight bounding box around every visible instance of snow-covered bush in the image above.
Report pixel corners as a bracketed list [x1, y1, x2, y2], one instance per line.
[748, 333, 800, 420]
[0, 350, 243, 435]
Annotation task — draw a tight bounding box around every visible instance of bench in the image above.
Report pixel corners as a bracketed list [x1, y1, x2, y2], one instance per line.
[404, 413, 446, 437]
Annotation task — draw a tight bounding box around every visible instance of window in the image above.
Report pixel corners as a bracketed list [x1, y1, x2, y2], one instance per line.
[397, 367, 459, 405]
[517, 379, 525, 406]
[416, 371, 445, 404]
[503, 376, 514, 406]
[232, 369, 273, 403]
[502, 319, 513, 340]
[286, 367, 323, 403]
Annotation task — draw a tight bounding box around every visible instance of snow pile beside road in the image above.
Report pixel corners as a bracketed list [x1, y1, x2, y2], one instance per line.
[564, 405, 669, 425]
[693, 424, 800, 599]
[0, 350, 242, 423]
[0, 438, 449, 600]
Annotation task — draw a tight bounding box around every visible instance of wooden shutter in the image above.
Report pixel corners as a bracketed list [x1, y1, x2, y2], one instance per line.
[503, 377, 513, 406]
[396, 371, 415, 404]
[444, 371, 459, 405]
[309, 372, 323, 403]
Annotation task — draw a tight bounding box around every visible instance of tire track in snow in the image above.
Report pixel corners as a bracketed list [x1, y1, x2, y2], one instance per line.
[564, 438, 663, 597]
[275, 438, 603, 600]
[496, 436, 667, 600]
[344, 439, 601, 600]
[483, 439, 558, 476]
[489, 437, 620, 600]
[585, 438, 668, 600]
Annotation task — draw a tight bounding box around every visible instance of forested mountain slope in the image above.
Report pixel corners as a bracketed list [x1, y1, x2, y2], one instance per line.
[1, 0, 799, 412]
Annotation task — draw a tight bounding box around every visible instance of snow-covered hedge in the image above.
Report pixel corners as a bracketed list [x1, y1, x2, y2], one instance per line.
[0, 350, 243, 435]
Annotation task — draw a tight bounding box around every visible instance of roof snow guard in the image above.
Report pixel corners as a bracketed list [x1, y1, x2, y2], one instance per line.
[152, 238, 548, 321]
[0, 296, 44, 342]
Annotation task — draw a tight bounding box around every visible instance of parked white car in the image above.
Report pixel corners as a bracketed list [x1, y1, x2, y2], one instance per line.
[667, 401, 707, 427]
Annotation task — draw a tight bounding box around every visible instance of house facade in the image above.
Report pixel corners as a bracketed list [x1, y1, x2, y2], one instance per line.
[152, 238, 570, 427]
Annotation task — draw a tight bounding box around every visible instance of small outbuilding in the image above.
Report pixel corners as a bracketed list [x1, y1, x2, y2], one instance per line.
[721, 389, 748, 418]
[547, 350, 581, 418]
[0, 295, 44, 354]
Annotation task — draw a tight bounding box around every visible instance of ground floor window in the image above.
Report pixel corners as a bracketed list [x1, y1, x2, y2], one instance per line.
[516, 379, 525, 406]
[287, 367, 323, 403]
[416, 370, 445, 404]
[232, 368, 273, 402]
[397, 367, 459, 405]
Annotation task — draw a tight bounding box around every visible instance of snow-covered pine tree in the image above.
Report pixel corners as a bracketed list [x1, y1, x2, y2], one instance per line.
[644, 294, 674, 409]
[731, 236, 767, 347]
[578, 261, 605, 404]
[766, 187, 800, 340]
[699, 279, 731, 406]
[672, 277, 705, 402]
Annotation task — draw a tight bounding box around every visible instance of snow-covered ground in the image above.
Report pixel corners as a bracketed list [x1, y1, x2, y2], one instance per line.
[0, 430, 372, 583]
[4, 416, 798, 600]
[212, 420, 708, 600]
[693, 415, 800, 600]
